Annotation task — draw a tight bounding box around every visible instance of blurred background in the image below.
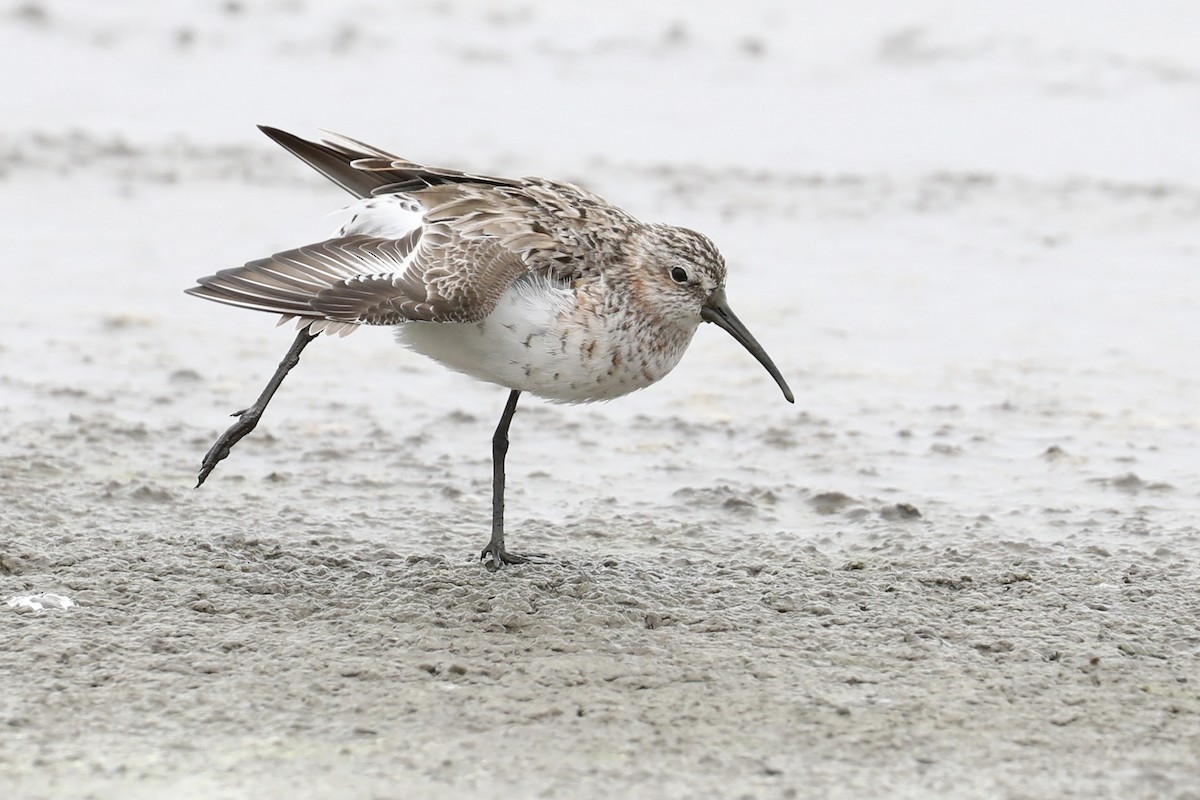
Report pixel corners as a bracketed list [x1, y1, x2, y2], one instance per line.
[6, 0, 1198, 177]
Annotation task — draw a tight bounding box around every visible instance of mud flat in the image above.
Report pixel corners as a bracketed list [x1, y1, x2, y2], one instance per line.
[2, 2, 1199, 798]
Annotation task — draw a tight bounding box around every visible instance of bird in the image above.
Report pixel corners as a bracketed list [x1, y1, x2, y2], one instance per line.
[186, 126, 794, 569]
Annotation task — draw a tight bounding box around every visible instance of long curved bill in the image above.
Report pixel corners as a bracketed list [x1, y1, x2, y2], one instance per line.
[701, 289, 795, 403]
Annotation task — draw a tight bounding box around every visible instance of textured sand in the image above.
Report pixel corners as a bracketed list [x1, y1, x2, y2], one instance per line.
[3, 2, 1200, 798]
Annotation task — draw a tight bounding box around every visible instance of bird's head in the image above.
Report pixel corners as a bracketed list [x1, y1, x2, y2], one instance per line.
[636, 225, 794, 404]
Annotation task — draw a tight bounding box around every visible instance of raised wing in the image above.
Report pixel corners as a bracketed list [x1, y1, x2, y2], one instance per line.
[185, 230, 529, 333]
[310, 234, 530, 324]
[259, 126, 515, 199]
[188, 128, 632, 332]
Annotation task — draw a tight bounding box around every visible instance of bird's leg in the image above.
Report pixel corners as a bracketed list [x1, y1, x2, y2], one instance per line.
[195, 328, 319, 487]
[480, 389, 539, 570]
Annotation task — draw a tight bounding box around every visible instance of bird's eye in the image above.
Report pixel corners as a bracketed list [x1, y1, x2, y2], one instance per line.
[670, 267, 689, 284]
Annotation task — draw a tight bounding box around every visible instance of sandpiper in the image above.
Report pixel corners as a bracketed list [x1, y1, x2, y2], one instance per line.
[187, 127, 794, 568]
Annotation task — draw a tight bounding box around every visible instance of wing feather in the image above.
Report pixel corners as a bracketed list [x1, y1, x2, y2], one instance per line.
[258, 126, 516, 199]
[186, 230, 529, 331]
[188, 128, 632, 333]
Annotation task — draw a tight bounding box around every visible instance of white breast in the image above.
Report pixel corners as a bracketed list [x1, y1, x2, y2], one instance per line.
[394, 273, 694, 403]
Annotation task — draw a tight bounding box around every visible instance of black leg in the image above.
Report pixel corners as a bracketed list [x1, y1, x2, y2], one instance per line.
[195, 328, 319, 487]
[480, 389, 536, 569]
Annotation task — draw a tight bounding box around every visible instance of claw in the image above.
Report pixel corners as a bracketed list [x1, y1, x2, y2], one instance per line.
[479, 544, 547, 571]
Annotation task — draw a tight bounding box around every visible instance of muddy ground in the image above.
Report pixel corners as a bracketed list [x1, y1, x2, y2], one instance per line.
[2, 2, 1199, 798]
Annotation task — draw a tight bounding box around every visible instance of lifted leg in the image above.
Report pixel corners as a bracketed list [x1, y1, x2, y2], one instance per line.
[195, 328, 318, 487]
[480, 390, 541, 570]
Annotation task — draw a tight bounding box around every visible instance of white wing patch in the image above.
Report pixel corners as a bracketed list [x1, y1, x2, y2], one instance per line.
[334, 195, 423, 239]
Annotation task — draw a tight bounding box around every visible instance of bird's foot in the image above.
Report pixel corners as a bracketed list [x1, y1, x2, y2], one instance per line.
[196, 407, 261, 487]
[479, 542, 547, 572]
[193, 328, 318, 488]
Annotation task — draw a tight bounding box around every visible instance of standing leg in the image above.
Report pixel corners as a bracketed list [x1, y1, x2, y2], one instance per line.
[195, 328, 319, 487]
[480, 389, 528, 569]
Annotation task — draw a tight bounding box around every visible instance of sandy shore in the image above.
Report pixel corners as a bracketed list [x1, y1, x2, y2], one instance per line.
[3, 2, 1199, 798]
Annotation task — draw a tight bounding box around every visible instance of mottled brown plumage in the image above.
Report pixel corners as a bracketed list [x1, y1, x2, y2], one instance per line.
[187, 127, 792, 567]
